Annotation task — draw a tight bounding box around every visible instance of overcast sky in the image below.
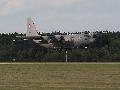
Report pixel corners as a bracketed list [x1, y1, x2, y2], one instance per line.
[0, 0, 120, 33]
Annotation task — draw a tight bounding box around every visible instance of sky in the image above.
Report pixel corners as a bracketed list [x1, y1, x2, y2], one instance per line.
[0, 0, 120, 33]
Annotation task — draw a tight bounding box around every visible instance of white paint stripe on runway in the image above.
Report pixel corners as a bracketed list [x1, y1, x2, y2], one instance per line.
[0, 62, 120, 65]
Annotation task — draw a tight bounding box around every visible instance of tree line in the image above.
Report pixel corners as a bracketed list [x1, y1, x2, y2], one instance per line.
[0, 31, 120, 62]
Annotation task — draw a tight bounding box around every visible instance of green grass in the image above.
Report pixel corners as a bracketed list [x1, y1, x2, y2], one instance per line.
[0, 63, 120, 90]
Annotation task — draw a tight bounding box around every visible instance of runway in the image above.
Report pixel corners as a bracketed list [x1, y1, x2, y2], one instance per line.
[0, 62, 120, 65]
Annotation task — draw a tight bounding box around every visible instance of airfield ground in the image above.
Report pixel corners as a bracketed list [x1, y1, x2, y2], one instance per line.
[0, 63, 120, 90]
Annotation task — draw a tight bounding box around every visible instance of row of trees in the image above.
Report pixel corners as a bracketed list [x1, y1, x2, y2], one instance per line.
[0, 31, 120, 62]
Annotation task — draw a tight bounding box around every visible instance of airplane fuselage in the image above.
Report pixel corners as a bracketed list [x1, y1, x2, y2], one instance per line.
[33, 34, 95, 49]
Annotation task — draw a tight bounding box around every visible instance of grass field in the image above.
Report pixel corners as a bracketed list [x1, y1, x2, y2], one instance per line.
[0, 63, 120, 90]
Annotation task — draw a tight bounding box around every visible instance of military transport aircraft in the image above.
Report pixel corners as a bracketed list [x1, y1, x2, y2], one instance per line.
[14, 17, 96, 50]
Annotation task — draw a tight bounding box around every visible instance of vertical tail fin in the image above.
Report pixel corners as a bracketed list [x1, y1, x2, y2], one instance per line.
[26, 17, 39, 37]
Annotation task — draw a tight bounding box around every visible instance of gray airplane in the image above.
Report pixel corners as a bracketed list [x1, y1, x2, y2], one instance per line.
[15, 17, 95, 49]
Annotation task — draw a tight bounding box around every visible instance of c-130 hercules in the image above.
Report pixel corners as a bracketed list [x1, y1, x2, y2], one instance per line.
[15, 17, 96, 50]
